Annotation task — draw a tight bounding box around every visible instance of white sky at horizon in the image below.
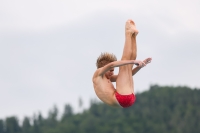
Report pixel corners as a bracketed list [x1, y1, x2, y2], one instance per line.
[0, 0, 200, 121]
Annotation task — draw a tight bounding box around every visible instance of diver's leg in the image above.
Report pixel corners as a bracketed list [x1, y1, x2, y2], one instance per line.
[130, 33, 137, 69]
[116, 20, 135, 94]
[120, 20, 135, 61]
[130, 20, 138, 68]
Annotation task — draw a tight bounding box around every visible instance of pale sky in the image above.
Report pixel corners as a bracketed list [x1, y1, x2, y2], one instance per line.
[0, 0, 200, 120]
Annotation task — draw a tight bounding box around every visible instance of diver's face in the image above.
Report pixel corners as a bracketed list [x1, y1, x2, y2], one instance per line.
[105, 68, 114, 79]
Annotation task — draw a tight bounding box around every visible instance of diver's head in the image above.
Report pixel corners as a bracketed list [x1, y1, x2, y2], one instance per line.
[96, 52, 117, 68]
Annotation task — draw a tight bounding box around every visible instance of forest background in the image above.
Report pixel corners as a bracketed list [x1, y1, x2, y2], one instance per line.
[0, 85, 200, 133]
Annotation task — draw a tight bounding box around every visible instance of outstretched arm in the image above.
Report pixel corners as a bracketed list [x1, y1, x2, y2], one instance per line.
[111, 57, 152, 82]
[132, 57, 152, 76]
[98, 60, 144, 76]
[110, 66, 141, 82]
[132, 66, 142, 76]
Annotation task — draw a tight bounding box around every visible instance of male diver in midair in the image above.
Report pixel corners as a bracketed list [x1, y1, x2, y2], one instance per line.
[92, 19, 152, 108]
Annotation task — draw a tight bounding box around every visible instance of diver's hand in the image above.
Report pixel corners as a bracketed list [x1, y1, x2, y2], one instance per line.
[143, 57, 152, 65]
[134, 60, 146, 67]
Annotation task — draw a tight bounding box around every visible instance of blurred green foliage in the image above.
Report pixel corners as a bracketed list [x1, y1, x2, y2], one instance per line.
[0, 85, 199, 133]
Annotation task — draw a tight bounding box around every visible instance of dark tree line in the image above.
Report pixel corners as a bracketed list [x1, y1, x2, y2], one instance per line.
[0, 85, 200, 133]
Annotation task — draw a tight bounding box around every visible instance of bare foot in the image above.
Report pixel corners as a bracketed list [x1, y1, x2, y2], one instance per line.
[130, 20, 139, 36]
[125, 19, 139, 36]
[143, 57, 152, 65]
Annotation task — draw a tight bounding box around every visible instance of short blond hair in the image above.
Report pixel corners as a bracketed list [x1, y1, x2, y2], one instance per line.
[96, 52, 117, 68]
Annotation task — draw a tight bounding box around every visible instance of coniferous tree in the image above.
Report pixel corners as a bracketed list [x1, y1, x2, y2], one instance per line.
[61, 104, 73, 122]
[0, 119, 4, 133]
[21, 117, 31, 133]
[32, 114, 41, 133]
[37, 112, 44, 127]
[78, 97, 83, 110]
[47, 105, 59, 127]
[5, 117, 20, 133]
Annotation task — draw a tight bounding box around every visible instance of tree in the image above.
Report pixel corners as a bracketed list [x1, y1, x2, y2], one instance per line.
[46, 105, 59, 127]
[48, 105, 58, 121]
[32, 114, 41, 133]
[61, 104, 73, 122]
[22, 117, 31, 133]
[0, 119, 4, 133]
[78, 97, 83, 110]
[5, 117, 20, 133]
[37, 112, 44, 127]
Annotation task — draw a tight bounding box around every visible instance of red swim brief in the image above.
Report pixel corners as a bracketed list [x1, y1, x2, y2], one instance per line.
[115, 91, 136, 108]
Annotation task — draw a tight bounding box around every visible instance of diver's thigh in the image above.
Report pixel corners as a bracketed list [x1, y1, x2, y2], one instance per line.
[116, 65, 133, 94]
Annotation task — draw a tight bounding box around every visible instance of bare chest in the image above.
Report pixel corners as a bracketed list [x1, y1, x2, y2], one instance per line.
[93, 77, 115, 94]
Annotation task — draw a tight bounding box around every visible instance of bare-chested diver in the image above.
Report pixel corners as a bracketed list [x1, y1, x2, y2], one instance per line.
[92, 19, 152, 108]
